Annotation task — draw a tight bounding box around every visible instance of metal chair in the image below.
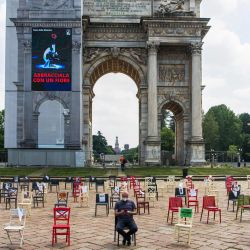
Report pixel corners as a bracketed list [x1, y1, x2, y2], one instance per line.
[95, 193, 109, 216]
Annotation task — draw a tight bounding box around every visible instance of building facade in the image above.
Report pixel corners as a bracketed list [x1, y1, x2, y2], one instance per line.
[5, 0, 210, 166]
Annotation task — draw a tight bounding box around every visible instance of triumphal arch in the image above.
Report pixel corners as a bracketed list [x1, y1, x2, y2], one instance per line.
[5, 0, 209, 166]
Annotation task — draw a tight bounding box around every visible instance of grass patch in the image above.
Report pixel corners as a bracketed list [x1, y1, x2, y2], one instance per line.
[0, 167, 43, 176]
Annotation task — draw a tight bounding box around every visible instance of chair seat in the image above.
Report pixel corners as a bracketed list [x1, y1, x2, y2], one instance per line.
[4, 225, 24, 231]
[175, 223, 192, 228]
[206, 206, 220, 211]
[170, 207, 179, 212]
[53, 224, 70, 229]
[241, 205, 250, 209]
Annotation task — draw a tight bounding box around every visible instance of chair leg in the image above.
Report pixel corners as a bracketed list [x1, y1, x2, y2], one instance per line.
[207, 211, 210, 224]
[171, 211, 174, 224]
[200, 209, 203, 221]
[219, 210, 221, 223]
[240, 208, 243, 222]
[214, 211, 216, 220]
[167, 210, 170, 222]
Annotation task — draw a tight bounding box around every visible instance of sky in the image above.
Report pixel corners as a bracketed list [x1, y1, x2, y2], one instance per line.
[0, 0, 249, 149]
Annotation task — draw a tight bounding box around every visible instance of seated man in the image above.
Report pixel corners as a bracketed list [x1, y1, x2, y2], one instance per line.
[115, 191, 138, 246]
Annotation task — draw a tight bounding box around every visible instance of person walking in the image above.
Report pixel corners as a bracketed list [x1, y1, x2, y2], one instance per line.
[120, 155, 127, 171]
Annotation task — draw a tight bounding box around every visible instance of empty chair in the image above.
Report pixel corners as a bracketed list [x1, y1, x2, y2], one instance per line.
[95, 193, 109, 216]
[20, 177, 30, 191]
[4, 208, 26, 247]
[54, 191, 69, 208]
[50, 179, 60, 192]
[136, 190, 150, 215]
[52, 207, 71, 246]
[33, 186, 45, 208]
[166, 176, 175, 193]
[18, 191, 32, 216]
[187, 189, 199, 213]
[167, 197, 183, 224]
[0, 182, 12, 203]
[175, 208, 193, 245]
[200, 196, 221, 224]
[147, 186, 157, 207]
[110, 186, 120, 208]
[79, 185, 89, 207]
[64, 177, 73, 190]
[95, 179, 105, 192]
[236, 195, 250, 222]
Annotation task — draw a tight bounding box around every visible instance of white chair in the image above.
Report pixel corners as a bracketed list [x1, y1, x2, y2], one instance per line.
[18, 191, 32, 216]
[166, 176, 175, 193]
[175, 208, 193, 245]
[79, 185, 89, 207]
[146, 185, 157, 207]
[3, 208, 26, 247]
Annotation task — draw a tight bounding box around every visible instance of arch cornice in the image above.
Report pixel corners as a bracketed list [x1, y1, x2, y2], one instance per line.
[158, 98, 187, 116]
[34, 94, 69, 113]
[84, 51, 146, 89]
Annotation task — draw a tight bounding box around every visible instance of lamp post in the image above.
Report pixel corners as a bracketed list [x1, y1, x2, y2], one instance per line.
[210, 149, 214, 168]
[238, 148, 242, 167]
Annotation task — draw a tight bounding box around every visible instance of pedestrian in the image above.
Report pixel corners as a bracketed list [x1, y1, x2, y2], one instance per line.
[115, 192, 138, 246]
[120, 155, 127, 171]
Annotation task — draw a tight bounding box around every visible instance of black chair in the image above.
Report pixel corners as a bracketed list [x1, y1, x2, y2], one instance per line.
[114, 216, 136, 246]
[95, 193, 109, 216]
[5, 187, 18, 209]
[227, 186, 241, 212]
[50, 179, 60, 192]
[20, 176, 30, 191]
[89, 176, 96, 189]
[175, 187, 187, 204]
[33, 186, 45, 208]
[65, 177, 73, 190]
[0, 182, 12, 203]
[95, 179, 105, 192]
[55, 191, 69, 208]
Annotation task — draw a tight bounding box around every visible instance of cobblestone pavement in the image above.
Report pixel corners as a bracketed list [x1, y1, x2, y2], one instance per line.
[0, 180, 250, 250]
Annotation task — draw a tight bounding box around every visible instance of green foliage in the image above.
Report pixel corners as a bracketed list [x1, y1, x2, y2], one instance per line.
[203, 105, 242, 151]
[0, 110, 4, 149]
[227, 145, 238, 162]
[121, 147, 138, 163]
[92, 131, 115, 158]
[203, 111, 219, 150]
[161, 127, 175, 151]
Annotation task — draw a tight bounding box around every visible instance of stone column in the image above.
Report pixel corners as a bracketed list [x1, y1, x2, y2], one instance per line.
[191, 42, 203, 140]
[147, 41, 159, 138]
[145, 41, 161, 165]
[189, 42, 206, 165]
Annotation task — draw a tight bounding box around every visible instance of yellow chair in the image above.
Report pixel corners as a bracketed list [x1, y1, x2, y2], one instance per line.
[175, 208, 193, 245]
[18, 191, 32, 216]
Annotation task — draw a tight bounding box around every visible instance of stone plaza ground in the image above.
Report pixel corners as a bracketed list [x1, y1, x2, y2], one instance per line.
[0, 179, 250, 250]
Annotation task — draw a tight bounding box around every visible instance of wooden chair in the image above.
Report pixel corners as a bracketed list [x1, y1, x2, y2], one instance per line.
[64, 177, 73, 190]
[52, 207, 70, 246]
[0, 182, 12, 203]
[110, 186, 120, 208]
[4, 208, 26, 247]
[175, 208, 193, 245]
[33, 186, 45, 208]
[55, 191, 69, 208]
[18, 191, 32, 216]
[236, 194, 250, 222]
[5, 188, 18, 210]
[136, 191, 149, 215]
[187, 189, 199, 213]
[95, 193, 109, 216]
[200, 196, 221, 224]
[167, 197, 183, 224]
[19, 177, 29, 191]
[49, 179, 60, 192]
[166, 176, 175, 193]
[79, 185, 89, 207]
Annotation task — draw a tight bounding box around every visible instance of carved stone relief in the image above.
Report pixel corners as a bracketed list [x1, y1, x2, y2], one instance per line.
[159, 64, 185, 85]
[30, 0, 73, 9]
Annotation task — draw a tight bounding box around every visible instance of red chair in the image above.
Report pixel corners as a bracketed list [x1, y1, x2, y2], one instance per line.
[187, 189, 199, 213]
[167, 197, 183, 224]
[130, 176, 137, 189]
[73, 182, 81, 202]
[200, 196, 221, 224]
[52, 207, 70, 246]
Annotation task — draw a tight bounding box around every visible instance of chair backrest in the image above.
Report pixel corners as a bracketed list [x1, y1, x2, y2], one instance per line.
[51, 179, 59, 185]
[53, 207, 70, 225]
[57, 191, 68, 202]
[187, 189, 198, 199]
[203, 196, 216, 208]
[43, 176, 50, 182]
[8, 188, 18, 198]
[3, 182, 12, 190]
[9, 208, 26, 227]
[175, 187, 186, 196]
[65, 177, 73, 183]
[96, 193, 109, 204]
[13, 176, 19, 183]
[169, 197, 183, 209]
[148, 186, 157, 194]
[247, 175, 250, 181]
[167, 176, 175, 183]
[120, 177, 128, 183]
[80, 185, 88, 194]
[21, 191, 32, 203]
[74, 177, 82, 183]
[111, 186, 120, 197]
[178, 207, 193, 225]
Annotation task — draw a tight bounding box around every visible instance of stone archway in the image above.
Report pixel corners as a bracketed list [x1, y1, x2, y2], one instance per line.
[82, 53, 146, 164]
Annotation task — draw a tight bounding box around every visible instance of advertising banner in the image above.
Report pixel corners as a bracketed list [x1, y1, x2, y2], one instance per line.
[32, 28, 72, 91]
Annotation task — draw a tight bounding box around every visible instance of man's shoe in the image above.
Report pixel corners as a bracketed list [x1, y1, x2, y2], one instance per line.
[122, 238, 126, 246]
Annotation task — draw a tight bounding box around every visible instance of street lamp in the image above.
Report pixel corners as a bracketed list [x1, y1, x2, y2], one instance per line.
[238, 148, 242, 167]
[210, 149, 214, 168]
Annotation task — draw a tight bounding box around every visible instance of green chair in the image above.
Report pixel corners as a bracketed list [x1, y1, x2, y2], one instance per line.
[236, 195, 250, 222]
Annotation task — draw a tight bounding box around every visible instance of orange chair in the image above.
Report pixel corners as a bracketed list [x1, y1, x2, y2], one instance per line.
[187, 189, 199, 213]
[52, 207, 70, 246]
[167, 197, 183, 224]
[200, 196, 221, 224]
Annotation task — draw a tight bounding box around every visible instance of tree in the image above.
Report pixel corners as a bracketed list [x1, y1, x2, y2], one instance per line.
[227, 145, 238, 162]
[203, 111, 219, 150]
[239, 113, 250, 161]
[121, 147, 138, 163]
[161, 127, 175, 151]
[0, 110, 4, 149]
[203, 105, 242, 151]
[92, 131, 115, 158]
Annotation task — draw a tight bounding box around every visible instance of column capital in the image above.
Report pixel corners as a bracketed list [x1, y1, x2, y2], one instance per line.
[23, 39, 32, 52]
[147, 41, 160, 54]
[190, 42, 203, 55]
[72, 40, 81, 52]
